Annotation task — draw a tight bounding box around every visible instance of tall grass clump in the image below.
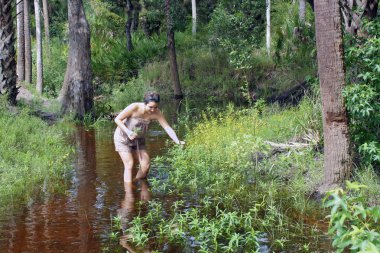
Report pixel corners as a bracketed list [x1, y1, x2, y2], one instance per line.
[0, 98, 73, 217]
[118, 98, 328, 251]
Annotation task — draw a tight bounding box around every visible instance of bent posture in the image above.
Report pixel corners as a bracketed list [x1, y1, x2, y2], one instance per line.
[114, 92, 184, 183]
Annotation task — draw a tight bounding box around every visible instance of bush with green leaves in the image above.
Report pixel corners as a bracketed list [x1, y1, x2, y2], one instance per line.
[344, 18, 380, 167]
[323, 181, 380, 253]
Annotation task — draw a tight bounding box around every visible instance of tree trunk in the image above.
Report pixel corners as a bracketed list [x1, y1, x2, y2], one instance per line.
[0, 0, 18, 105]
[42, 0, 50, 44]
[299, 0, 306, 24]
[59, 0, 94, 120]
[126, 0, 134, 51]
[165, 0, 183, 99]
[131, 0, 140, 31]
[266, 0, 270, 57]
[24, 0, 32, 84]
[315, 0, 352, 192]
[17, 0, 25, 82]
[191, 0, 196, 35]
[34, 0, 43, 94]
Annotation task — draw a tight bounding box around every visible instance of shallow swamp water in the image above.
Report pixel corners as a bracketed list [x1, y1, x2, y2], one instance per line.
[0, 100, 333, 253]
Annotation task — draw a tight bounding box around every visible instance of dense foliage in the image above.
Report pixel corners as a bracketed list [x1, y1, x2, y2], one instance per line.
[344, 18, 380, 168]
[324, 181, 380, 252]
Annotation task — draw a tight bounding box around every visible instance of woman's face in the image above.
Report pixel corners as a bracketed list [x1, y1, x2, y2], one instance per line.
[145, 101, 159, 113]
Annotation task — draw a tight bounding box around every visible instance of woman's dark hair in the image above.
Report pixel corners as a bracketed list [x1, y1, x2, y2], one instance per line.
[143, 92, 160, 104]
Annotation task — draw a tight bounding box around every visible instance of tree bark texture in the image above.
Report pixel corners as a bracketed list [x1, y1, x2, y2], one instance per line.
[315, 0, 352, 191]
[191, 0, 196, 35]
[299, 0, 306, 23]
[341, 0, 379, 35]
[0, 0, 18, 104]
[17, 0, 25, 82]
[34, 0, 43, 94]
[60, 0, 94, 120]
[165, 0, 183, 99]
[42, 0, 50, 44]
[126, 0, 134, 51]
[24, 0, 32, 84]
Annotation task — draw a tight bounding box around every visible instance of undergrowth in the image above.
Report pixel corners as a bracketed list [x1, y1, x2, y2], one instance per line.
[0, 98, 73, 217]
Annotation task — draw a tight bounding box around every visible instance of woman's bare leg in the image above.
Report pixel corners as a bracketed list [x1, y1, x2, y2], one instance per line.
[135, 149, 150, 180]
[118, 151, 134, 183]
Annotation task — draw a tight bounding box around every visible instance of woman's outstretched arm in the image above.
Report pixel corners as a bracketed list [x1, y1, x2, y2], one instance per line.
[157, 112, 184, 145]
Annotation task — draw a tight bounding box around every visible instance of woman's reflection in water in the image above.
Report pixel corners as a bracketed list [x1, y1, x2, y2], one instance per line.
[118, 179, 152, 252]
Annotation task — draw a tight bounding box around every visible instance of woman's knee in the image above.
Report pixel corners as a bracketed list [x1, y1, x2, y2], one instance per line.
[140, 157, 150, 171]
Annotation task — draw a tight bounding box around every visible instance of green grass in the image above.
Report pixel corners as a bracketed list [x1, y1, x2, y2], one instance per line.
[0, 98, 73, 217]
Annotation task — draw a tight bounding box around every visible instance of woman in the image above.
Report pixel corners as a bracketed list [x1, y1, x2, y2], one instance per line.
[114, 92, 184, 183]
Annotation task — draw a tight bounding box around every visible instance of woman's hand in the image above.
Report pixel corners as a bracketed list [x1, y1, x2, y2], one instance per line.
[127, 131, 138, 140]
[178, 141, 185, 145]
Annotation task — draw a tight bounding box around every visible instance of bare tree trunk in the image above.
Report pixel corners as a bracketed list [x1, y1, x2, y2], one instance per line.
[266, 0, 270, 57]
[126, 0, 134, 51]
[24, 0, 32, 84]
[42, 0, 50, 44]
[131, 0, 140, 31]
[17, 0, 25, 82]
[315, 0, 352, 192]
[59, 0, 93, 120]
[0, 0, 18, 105]
[165, 0, 183, 99]
[299, 0, 306, 24]
[191, 0, 196, 35]
[34, 0, 43, 94]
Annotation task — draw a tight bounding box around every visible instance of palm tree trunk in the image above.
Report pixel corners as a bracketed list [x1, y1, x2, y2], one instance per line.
[0, 0, 18, 104]
[315, 0, 351, 192]
[17, 0, 25, 82]
[24, 0, 32, 84]
[42, 0, 50, 44]
[34, 0, 43, 94]
[60, 0, 93, 120]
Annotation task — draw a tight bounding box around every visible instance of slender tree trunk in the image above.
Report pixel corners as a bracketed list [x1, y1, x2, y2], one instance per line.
[315, 0, 352, 192]
[0, 0, 18, 105]
[191, 0, 196, 35]
[34, 0, 43, 94]
[131, 0, 140, 31]
[266, 0, 270, 57]
[299, 0, 306, 24]
[59, 0, 93, 120]
[24, 0, 32, 84]
[17, 0, 25, 82]
[126, 0, 134, 51]
[165, 0, 183, 99]
[42, 0, 50, 44]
